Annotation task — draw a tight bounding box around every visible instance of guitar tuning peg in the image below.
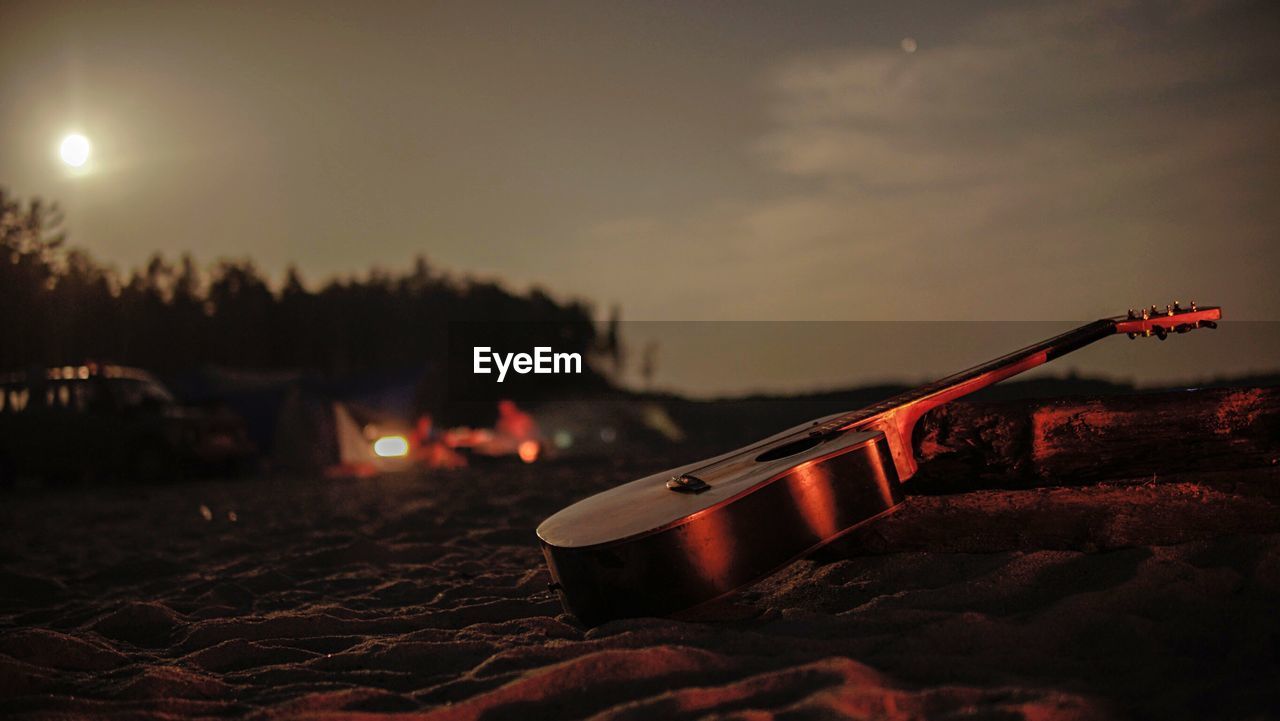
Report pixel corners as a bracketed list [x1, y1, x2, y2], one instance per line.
[1150, 304, 1160, 317]
[1199, 320, 1217, 330]
[1165, 304, 1174, 316]
[1153, 325, 1168, 340]
[1141, 307, 1150, 320]
[1173, 300, 1181, 312]
[1127, 308, 1136, 320]
[1190, 300, 1197, 311]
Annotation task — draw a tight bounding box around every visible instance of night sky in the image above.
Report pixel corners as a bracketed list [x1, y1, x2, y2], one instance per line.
[2, 0, 1277, 392]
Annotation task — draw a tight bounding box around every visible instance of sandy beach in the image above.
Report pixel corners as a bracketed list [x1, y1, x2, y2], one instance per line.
[4, 0, 1276, 716]
[3, 441, 1278, 721]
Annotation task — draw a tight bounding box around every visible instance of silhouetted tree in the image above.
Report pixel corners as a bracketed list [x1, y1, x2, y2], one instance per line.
[0, 189, 617, 388]
[1, 190, 65, 369]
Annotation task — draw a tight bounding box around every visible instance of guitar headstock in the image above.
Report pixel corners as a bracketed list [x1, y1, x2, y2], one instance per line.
[1114, 301, 1221, 340]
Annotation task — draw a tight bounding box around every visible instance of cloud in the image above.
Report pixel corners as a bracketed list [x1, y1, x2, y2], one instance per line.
[759, 0, 1274, 182]
[583, 0, 1280, 321]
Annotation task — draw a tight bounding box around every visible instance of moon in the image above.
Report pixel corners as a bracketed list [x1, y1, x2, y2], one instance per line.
[60, 134, 91, 167]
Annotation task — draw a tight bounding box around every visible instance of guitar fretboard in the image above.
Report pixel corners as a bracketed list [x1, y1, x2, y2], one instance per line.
[807, 318, 1118, 437]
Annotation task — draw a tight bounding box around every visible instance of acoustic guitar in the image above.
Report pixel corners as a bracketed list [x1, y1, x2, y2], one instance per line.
[537, 303, 1222, 625]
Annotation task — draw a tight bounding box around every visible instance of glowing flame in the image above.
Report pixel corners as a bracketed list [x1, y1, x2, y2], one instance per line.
[517, 440, 540, 464]
[373, 435, 410, 458]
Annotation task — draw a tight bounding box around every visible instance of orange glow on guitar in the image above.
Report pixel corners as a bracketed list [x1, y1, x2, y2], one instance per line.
[537, 302, 1222, 626]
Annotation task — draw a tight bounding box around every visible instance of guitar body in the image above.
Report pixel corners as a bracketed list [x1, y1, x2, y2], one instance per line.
[538, 416, 903, 625]
[538, 304, 1220, 625]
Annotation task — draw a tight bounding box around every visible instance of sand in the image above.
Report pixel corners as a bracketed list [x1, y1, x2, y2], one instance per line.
[2, 454, 1278, 720]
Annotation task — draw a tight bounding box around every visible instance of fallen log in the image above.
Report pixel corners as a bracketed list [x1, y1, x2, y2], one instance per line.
[911, 386, 1280, 492]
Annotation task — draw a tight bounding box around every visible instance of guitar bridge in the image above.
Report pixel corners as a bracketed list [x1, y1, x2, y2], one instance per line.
[666, 474, 710, 494]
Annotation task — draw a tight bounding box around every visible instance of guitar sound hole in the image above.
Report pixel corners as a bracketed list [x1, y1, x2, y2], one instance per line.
[755, 436, 824, 462]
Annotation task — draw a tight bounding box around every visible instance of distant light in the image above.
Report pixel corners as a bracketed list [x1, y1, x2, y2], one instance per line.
[901, 37, 918, 53]
[552, 429, 573, 449]
[518, 440, 540, 464]
[373, 435, 410, 458]
[60, 134, 91, 167]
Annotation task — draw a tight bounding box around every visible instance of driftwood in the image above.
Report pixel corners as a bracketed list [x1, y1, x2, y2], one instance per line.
[910, 386, 1280, 492]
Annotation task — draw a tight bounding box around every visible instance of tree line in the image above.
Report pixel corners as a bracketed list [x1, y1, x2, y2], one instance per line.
[1, 188, 620, 384]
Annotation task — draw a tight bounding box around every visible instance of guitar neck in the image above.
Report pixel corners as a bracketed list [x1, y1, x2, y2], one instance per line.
[819, 301, 1221, 481]
[813, 318, 1118, 438]
[882, 319, 1117, 418]
[799, 318, 1127, 482]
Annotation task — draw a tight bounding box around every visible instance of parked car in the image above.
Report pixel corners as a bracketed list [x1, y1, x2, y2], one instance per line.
[0, 364, 254, 484]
